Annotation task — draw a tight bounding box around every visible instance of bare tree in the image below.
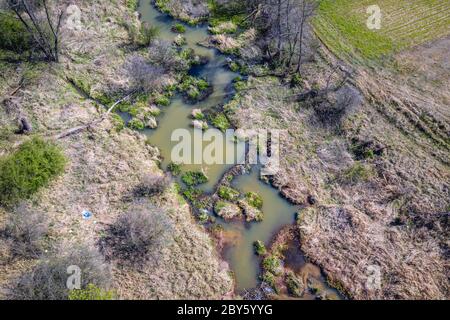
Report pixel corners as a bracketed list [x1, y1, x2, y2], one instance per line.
[7, 0, 65, 62]
[245, 0, 319, 73]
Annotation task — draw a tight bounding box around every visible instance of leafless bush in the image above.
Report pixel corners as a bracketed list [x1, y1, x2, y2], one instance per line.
[148, 39, 188, 71]
[124, 55, 165, 93]
[3, 204, 49, 258]
[99, 199, 173, 266]
[133, 173, 172, 197]
[314, 85, 362, 127]
[165, 0, 209, 20]
[5, 243, 111, 300]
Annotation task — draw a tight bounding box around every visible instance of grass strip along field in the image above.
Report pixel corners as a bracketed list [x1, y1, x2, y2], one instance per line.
[314, 0, 450, 63]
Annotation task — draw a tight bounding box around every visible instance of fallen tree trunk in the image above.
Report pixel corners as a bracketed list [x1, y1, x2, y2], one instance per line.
[55, 93, 133, 140]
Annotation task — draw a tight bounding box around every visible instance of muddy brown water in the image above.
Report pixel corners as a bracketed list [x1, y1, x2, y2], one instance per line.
[137, 2, 339, 295]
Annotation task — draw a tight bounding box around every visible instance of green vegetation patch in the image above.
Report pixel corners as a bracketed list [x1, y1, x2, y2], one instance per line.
[139, 23, 160, 47]
[167, 162, 182, 176]
[0, 137, 67, 205]
[314, 0, 393, 61]
[182, 186, 203, 202]
[245, 191, 263, 209]
[178, 76, 211, 101]
[286, 271, 305, 297]
[111, 114, 125, 132]
[314, 0, 450, 63]
[253, 240, 267, 256]
[181, 171, 209, 186]
[0, 12, 31, 53]
[69, 284, 115, 301]
[127, 118, 145, 131]
[154, 93, 171, 107]
[126, 0, 139, 11]
[210, 113, 231, 132]
[207, 0, 247, 28]
[340, 162, 374, 185]
[218, 186, 240, 201]
[261, 272, 277, 292]
[171, 23, 186, 34]
[262, 255, 282, 275]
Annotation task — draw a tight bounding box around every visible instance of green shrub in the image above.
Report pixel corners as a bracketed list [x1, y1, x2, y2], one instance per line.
[167, 162, 182, 176]
[229, 61, 240, 72]
[113, 100, 130, 112]
[196, 79, 209, 91]
[111, 114, 125, 132]
[171, 23, 186, 33]
[253, 240, 267, 256]
[182, 187, 203, 202]
[127, 118, 145, 130]
[218, 186, 239, 201]
[193, 111, 205, 121]
[69, 284, 115, 300]
[155, 0, 171, 13]
[245, 192, 263, 209]
[261, 272, 277, 292]
[262, 255, 281, 274]
[138, 22, 159, 46]
[197, 210, 209, 223]
[211, 113, 231, 132]
[126, 0, 139, 11]
[290, 73, 303, 87]
[0, 13, 31, 53]
[181, 171, 208, 187]
[0, 137, 67, 206]
[154, 94, 170, 106]
[187, 87, 200, 100]
[208, 1, 247, 28]
[178, 76, 211, 101]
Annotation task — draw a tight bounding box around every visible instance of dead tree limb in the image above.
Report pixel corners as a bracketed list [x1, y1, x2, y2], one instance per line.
[55, 93, 133, 140]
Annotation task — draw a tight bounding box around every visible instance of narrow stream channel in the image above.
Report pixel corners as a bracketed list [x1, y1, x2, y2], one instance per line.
[137, 2, 339, 297]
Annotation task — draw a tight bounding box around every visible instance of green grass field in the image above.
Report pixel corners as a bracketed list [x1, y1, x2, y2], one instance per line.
[314, 0, 450, 62]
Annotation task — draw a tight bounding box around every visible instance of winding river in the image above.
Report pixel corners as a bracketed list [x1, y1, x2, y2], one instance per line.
[136, 2, 339, 297]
